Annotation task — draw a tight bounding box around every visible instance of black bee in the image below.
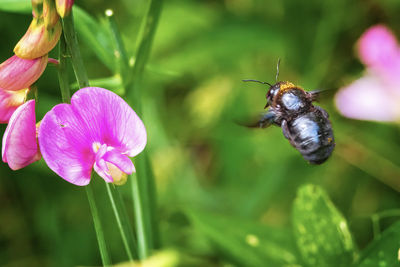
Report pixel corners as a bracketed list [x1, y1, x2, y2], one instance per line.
[243, 63, 335, 164]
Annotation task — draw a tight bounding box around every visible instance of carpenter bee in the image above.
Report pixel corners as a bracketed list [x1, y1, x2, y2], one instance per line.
[243, 61, 335, 164]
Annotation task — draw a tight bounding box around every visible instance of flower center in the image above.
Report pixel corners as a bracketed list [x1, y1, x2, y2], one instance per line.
[92, 142, 128, 185]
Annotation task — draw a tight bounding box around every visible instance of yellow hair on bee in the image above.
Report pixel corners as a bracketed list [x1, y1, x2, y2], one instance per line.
[279, 81, 296, 91]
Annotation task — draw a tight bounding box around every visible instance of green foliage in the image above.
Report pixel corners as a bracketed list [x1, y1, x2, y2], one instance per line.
[73, 6, 116, 71]
[292, 184, 356, 266]
[357, 221, 400, 267]
[1, 0, 400, 266]
[187, 209, 300, 266]
[0, 0, 31, 13]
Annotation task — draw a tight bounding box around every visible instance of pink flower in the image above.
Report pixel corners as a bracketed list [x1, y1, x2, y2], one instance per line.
[0, 55, 48, 91]
[55, 0, 74, 18]
[38, 87, 147, 186]
[0, 88, 28, 123]
[2, 100, 41, 170]
[335, 25, 400, 122]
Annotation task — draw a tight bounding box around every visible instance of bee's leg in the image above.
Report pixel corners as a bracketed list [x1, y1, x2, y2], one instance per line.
[257, 111, 277, 128]
[281, 119, 291, 139]
[314, 106, 329, 118]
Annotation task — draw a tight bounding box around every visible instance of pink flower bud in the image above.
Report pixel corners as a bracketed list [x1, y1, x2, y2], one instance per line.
[14, 18, 62, 59]
[0, 55, 48, 91]
[0, 88, 28, 123]
[2, 100, 41, 170]
[55, 0, 74, 18]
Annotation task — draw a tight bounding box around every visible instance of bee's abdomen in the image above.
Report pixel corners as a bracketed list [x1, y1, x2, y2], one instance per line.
[288, 110, 335, 164]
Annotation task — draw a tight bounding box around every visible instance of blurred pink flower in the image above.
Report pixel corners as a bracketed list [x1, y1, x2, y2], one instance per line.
[335, 25, 400, 122]
[2, 100, 41, 170]
[0, 88, 28, 123]
[38, 87, 147, 186]
[0, 55, 48, 91]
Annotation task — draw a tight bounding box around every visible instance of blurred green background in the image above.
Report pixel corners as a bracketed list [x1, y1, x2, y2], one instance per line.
[1, 0, 400, 266]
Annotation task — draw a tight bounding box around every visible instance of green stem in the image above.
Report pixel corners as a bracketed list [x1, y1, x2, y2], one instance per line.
[86, 184, 111, 266]
[126, 0, 163, 259]
[105, 183, 137, 261]
[61, 10, 111, 266]
[336, 137, 400, 193]
[57, 33, 71, 103]
[62, 11, 89, 88]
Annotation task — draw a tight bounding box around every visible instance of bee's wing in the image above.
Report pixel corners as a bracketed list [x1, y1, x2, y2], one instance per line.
[236, 111, 276, 128]
[307, 89, 335, 102]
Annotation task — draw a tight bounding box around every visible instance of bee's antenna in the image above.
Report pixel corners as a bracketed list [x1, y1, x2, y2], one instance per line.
[242, 79, 272, 87]
[275, 58, 281, 82]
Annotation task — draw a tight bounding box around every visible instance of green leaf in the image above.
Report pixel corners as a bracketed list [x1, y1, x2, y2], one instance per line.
[292, 184, 357, 267]
[0, 0, 31, 13]
[187, 209, 301, 267]
[357, 221, 400, 267]
[73, 6, 116, 71]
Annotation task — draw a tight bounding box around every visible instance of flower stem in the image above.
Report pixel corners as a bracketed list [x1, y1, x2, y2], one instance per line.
[86, 183, 111, 266]
[105, 183, 137, 261]
[62, 11, 89, 88]
[125, 0, 163, 259]
[60, 10, 111, 266]
[57, 33, 71, 103]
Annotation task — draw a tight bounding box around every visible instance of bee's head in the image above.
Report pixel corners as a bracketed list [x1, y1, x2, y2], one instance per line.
[265, 83, 281, 108]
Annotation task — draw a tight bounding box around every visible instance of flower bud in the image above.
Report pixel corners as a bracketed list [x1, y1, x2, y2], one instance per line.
[0, 54, 48, 91]
[0, 88, 28, 123]
[43, 0, 60, 29]
[32, 0, 44, 18]
[14, 18, 62, 59]
[55, 0, 74, 18]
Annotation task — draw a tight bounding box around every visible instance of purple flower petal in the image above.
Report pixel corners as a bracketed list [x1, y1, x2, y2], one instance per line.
[2, 100, 41, 170]
[38, 103, 94, 186]
[70, 87, 147, 157]
[335, 74, 400, 121]
[39, 87, 147, 185]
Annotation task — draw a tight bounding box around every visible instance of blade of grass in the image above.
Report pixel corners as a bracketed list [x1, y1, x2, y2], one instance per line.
[105, 9, 130, 83]
[125, 0, 163, 259]
[86, 182, 111, 266]
[105, 182, 138, 261]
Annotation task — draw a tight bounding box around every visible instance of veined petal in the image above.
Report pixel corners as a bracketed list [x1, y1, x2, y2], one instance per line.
[93, 145, 113, 183]
[2, 100, 41, 170]
[0, 88, 28, 123]
[335, 74, 400, 122]
[102, 149, 134, 174]
[71, 87, 147, 157]
[0, 55, 47, 91]
[94, 148, 133, 184]
[38, 103, 94, 186]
